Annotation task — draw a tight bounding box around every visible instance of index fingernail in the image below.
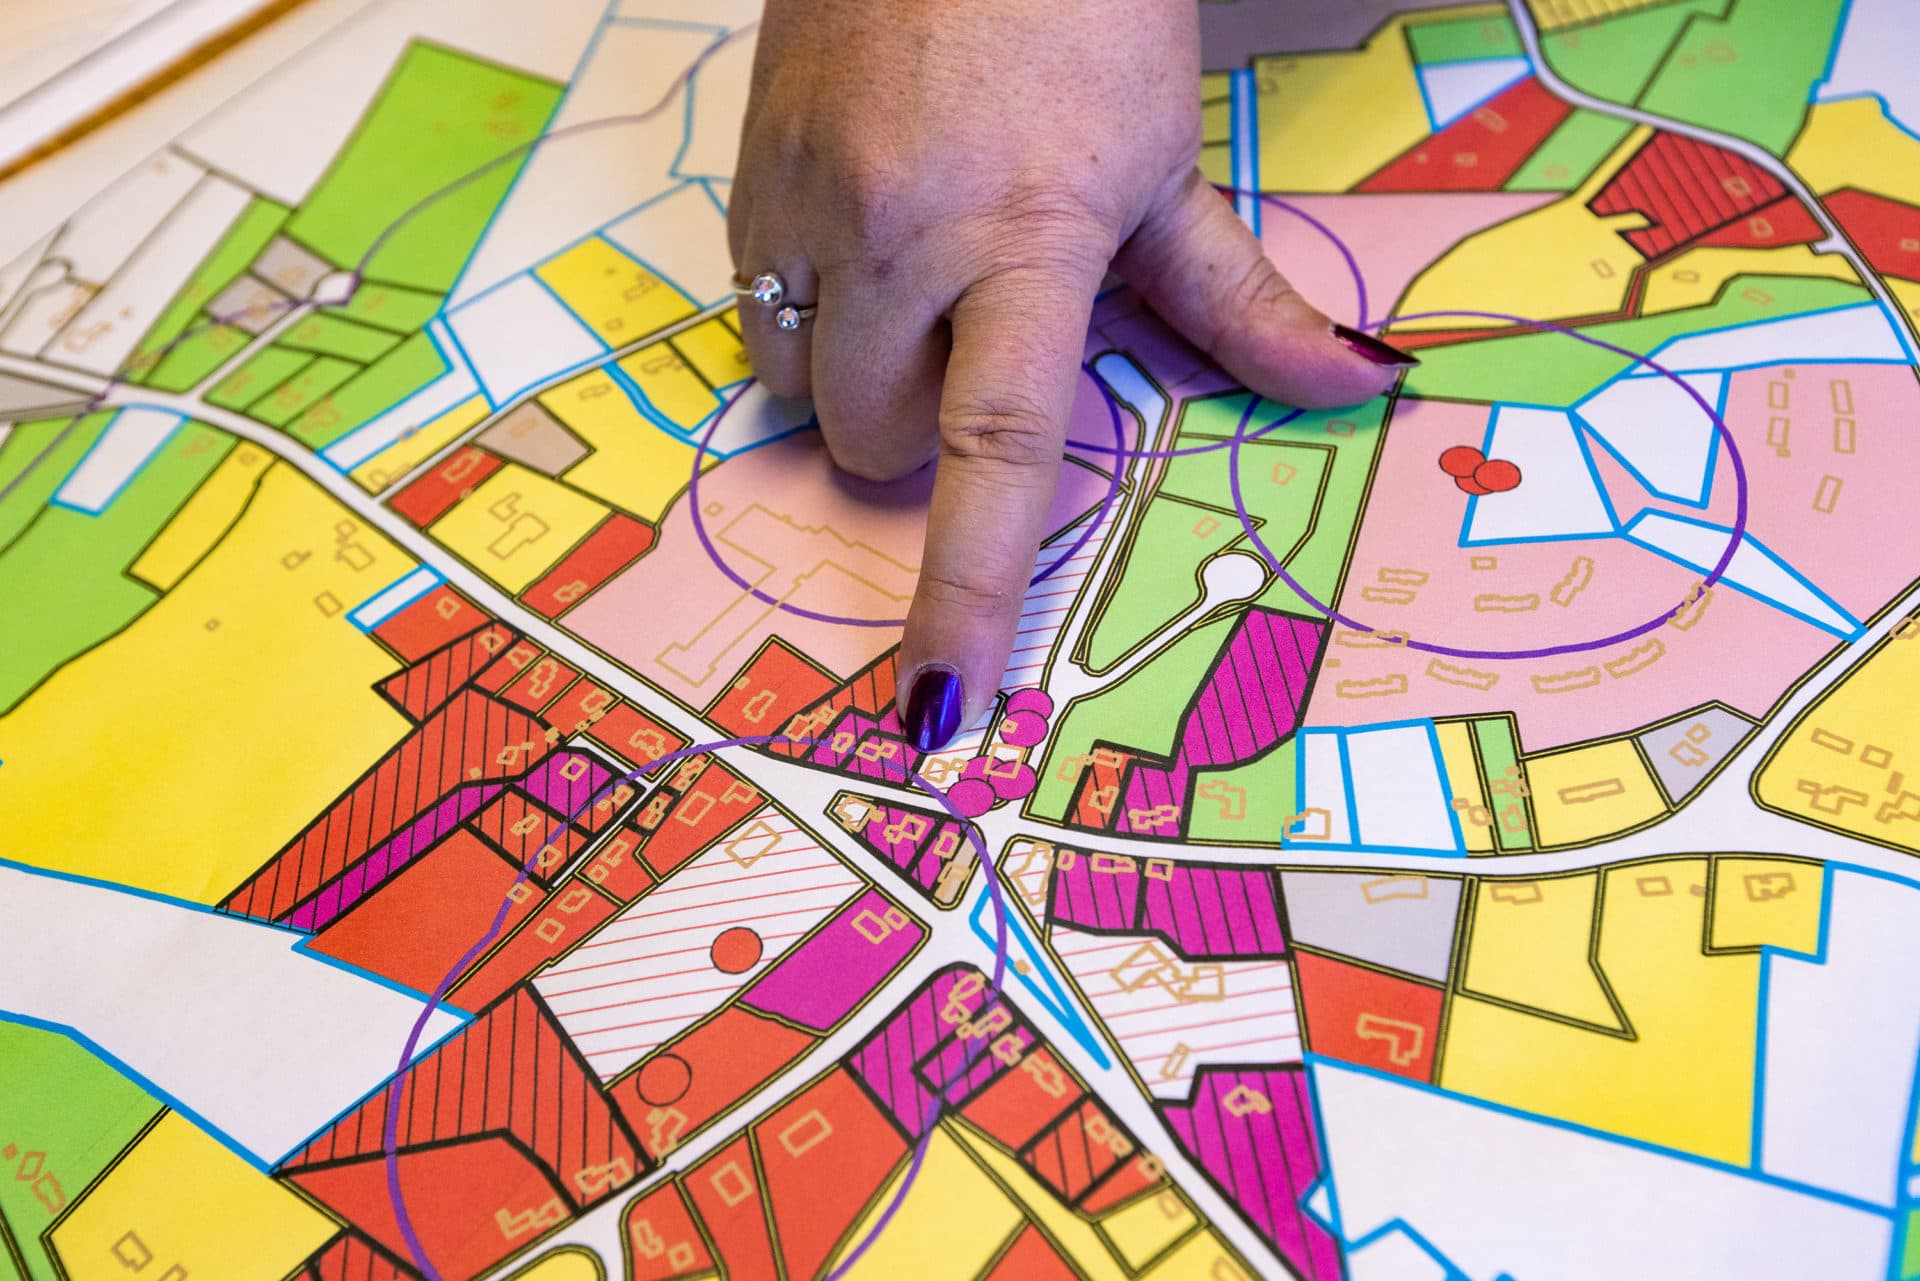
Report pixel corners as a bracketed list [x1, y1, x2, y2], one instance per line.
[906, 665, 964, 753]
[1332, 323, 1419, 367]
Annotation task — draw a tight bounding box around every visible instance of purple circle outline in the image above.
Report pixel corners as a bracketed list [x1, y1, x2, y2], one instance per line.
[1228, 306, 1749, 661]
[683, 363, 1128, 627]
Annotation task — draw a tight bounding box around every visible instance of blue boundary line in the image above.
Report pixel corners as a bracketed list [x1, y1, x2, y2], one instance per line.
[1620, 510, 1864, 639]
[347, 565, 442, 631]
[1227, 69, 1261, 236]
[47, 408, 182, 516]
[1459, 403, 1620, 549]
[1644, 300, 1914, 375]
[965, 887, 1111, 1068]
[1414, 56, 1531, 133]
[1571, 367, 1724, 509]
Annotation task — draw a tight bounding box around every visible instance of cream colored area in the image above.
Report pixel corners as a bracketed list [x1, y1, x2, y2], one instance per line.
[1523, 739, 1668, 847]
[49, 1113, 338, 1280]
[1640, 244, 1863, 317]
[1443, 858, 1762, 1165]
[1391, 127, 1651, 332]
[129, 444, 273, 590]
[428, 460, 609, 593]
[1462, 872, 1623, 1028]
[1436, 720, 1495, 853]
[544, 366, 711, 521]
[1710, 857, 1824, 955]
[0, 466, 410, 901]
[1788, 96, 1920, 206]
[1252, 22, 1429, 193]
[826, 1124, 1024, 1281]
[348, 394, 490, 493]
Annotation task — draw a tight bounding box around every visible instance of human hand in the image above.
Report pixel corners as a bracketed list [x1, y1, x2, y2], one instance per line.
[728, 0, 1416, 751]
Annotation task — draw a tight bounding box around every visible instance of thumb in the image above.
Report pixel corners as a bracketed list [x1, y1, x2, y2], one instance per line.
[1115, 169, 1416, 408]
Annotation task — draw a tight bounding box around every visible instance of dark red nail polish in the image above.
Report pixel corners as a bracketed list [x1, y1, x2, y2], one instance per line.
[905, 666, 963, 753]
[1333, 324, 1420, 368]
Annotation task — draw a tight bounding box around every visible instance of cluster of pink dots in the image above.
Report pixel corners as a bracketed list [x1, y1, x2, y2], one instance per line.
[944, 689, 1054, 818]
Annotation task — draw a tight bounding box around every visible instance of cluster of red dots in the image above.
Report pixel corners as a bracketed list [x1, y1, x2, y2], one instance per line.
[1439, 445, 1522, 496]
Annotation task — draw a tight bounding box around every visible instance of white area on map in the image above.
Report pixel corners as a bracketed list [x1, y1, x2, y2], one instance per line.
[1575, 370, 1723, 506]
[703, 379, 816, 455]
[603, 182, 734, 308]
[53, 172, 253, 376]
[1417, 56, 1529, 130]
[533, 806, 861, 1078]
[1462, 405, 1615, 545]
[1050, 924, 1301, 1099]
[1761, 869, 1920, 1206]
[1650, 303, 1914, 372]
[348, 565, 439, 629]
[0, 861, 464, 1164]
[182, 0, 605, 206]
[447, 18, 721, 306]
[321, 320, 480, 470]
[1295, 730, 1355, 846]
[1813, 0, 1920, 133]
[1622, 512, 1860, 638]
[1310, 1059, 1893, 1280]
[1343, 723, 1461, 852]
[613, 0, 765, 29]
[54, 406, 180, 512]
[448, 271, 604, 405]
[0, 152, 204, 356]
[674, 18, 755, 181]
[1346, 1229, 1452, 1281]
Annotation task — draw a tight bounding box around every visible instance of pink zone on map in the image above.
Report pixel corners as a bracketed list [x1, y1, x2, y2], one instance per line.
[1258, 191, 1557, 327]
[1303, 394, 1847, 751]
[741, 887, 925, 1033]
[566, 376, 1128, 709]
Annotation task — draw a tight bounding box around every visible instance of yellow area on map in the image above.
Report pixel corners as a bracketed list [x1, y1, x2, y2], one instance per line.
[1392, 127, 1648, 332]
[0, 468, 407, 901]
[349, 394, 490, 493]
[534, 236, 696, 346]
[129, 445, 273, 590]
[1527, 0, 1670, 29]
[49, 1113, 336, 1280]
[1891, 278, 1920, 338]
[1523, 738, 1667, 846]
[673, 314, 753, 388]
[502, 1247, 605, 1281]
[1100, 1187, 1197, 1271]
[1435, 720, 1494, 853]
[1755, 622, 1920, 852]
[1788, 97, 1920, 206]
[1640, 245, 1862, 317]
[1200, 71, 1233, 186]
[1710, 857, 1824, 954]
[1143, 1231, 1258, 1281]
[429, 461, 608, 593]
[542, 367, 712, 521]
[826, 1125, 1023, 1281]
[1444, 857, 1759, 1163]
[1253, 23, 1428, 193]
[1463, 872, 1621, 1028]
[618, 342, 720, 430]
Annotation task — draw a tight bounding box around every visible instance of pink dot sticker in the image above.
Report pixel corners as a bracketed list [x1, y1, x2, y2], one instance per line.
[948, 778, 996, 818]
[1006, 689, 1055, 717]
[998, 710, 1047, 747]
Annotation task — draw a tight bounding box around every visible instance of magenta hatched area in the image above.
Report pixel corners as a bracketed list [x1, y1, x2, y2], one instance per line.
[1161, 1066, 1342, 1281]
[1050, 857, 1284, 958]
[741, 888, 925, 1033]
[808, 709, 918, 783]
[1114, 609, 1324, 836]
[282, 783, 502, 930]
[848, 966, 1024, 1137]
[852, 800, 969, 896]
[519, 750, 614, 818]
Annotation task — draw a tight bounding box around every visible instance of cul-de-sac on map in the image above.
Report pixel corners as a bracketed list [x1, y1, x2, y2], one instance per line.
[3, 0, 1920, 1278]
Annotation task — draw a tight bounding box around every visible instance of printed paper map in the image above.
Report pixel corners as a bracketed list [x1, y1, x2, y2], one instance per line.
[3, 0, 1920, 1277]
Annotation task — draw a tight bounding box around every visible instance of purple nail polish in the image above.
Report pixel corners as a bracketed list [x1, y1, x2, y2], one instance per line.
[1333, 323, 1420, 368]
[905, 666, 964, 753]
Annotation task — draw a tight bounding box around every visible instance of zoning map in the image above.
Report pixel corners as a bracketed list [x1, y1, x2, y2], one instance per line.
[3, 0, 1920, 1277]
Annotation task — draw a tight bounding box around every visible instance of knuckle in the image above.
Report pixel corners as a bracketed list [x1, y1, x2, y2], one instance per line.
[939, 393, 1060, 468]
[915, 567, 1016, 622]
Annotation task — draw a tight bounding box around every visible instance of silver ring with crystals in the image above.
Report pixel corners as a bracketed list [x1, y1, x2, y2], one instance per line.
[734, 271, 817, 330]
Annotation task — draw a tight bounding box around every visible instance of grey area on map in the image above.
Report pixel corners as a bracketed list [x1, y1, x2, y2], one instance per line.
[1199, 0, 1470, 68]
[254, 236, 336, 299]
[0, 369, 92, 422]
[1636, 705, 1756, 803]
[208, 273, 291, 335]
[478, 401, 590, 475]
[1279, 869, 1462, 981]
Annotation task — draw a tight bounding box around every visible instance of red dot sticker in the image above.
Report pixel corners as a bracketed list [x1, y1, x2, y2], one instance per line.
[1474, 459, 1523, 493]
[709, 926, 763, 974]
[1455, 475, 1492, 496]
[1439, 445, 1485, 478]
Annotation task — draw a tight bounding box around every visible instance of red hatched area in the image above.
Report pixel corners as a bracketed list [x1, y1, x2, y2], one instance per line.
[388, 445, 503, 527]
[1358, 77, 1571, 193]
[1589, 131, 1790, 258]
[521, 512, 657, 618]
[378, 622, 515, 721]
[1295, 949, 1446, 1081]
[766, 647, 901, 759]
[1826, 187, 1920, 282]
[282, 987, 644, 1274]
[295, 1231, 414, 1281]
